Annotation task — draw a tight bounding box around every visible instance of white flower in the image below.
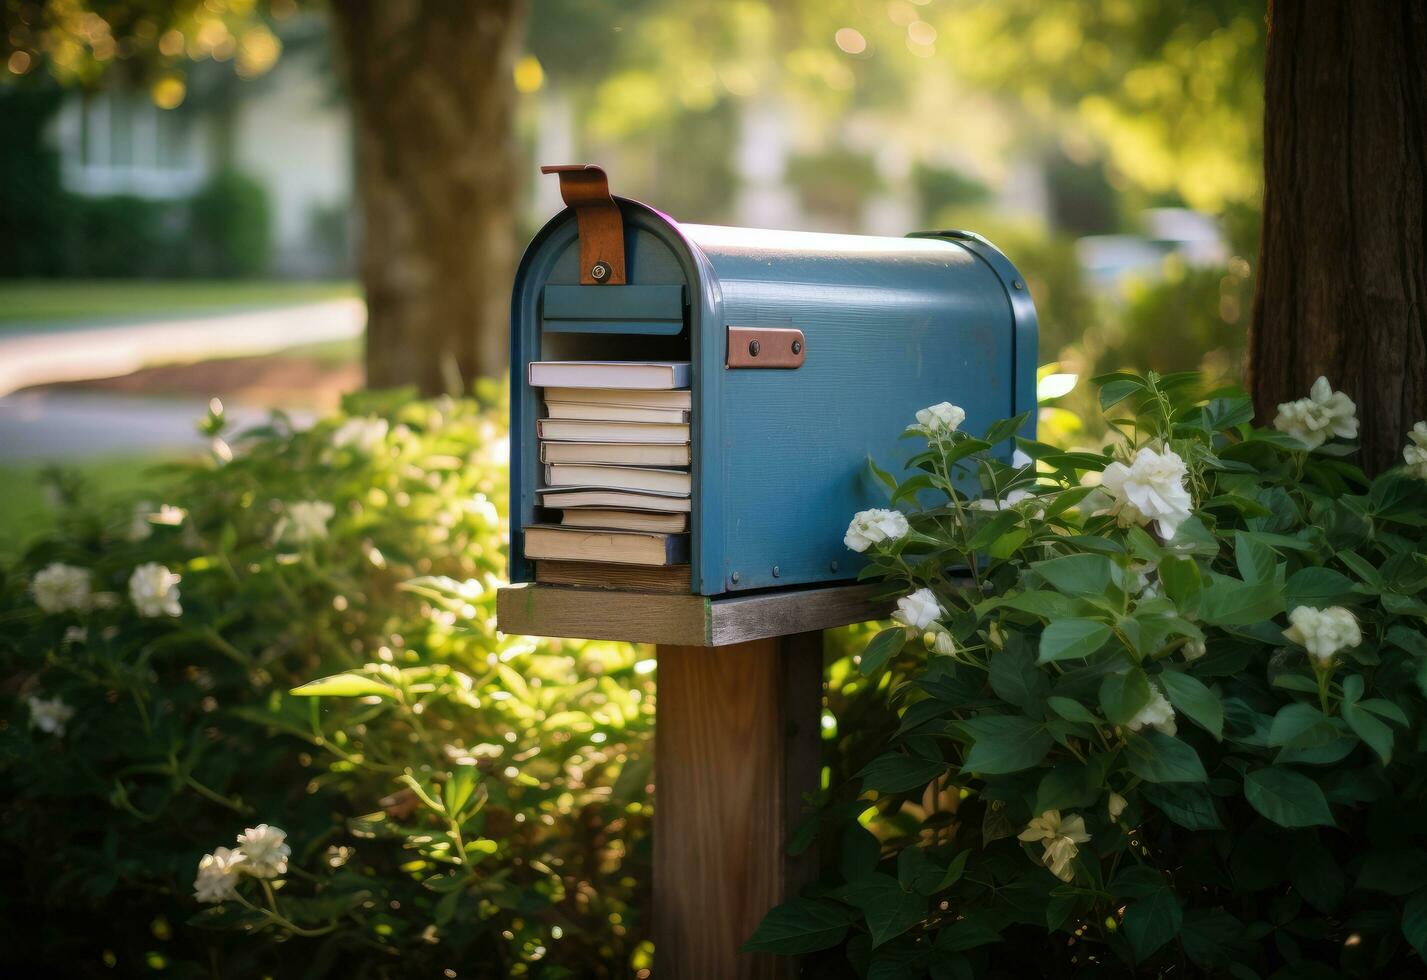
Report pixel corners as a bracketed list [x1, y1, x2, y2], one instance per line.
[1272, 376, 1359, 449]
[1018, 810, 1092, 883]
[1183, 638, 1207, 662]
[929, 631, 958, 657]
[63, 626, 88, 646]
[31, 563, 91, 614]
[1107, 792, 1128, 823]
[129, 563, 182, 618]
[844, 508, 909, 553]
[893, 587, 941, 631]
[129, 503, 186, 541]
[970, 489, 1035, 512]
[287, 501, 336, 543]
[236, 824, 291, 878]
[1099, 446, 1193, 539]
[332, 416, 389, 454]
[914, 402, 966, 438]
[1127, 683, 1177, 736]
[193, 846, 245, 903]
[1403, 422, 1427, 479]
[1283, 605, 1361, 666]
[27, 695, 75, 736]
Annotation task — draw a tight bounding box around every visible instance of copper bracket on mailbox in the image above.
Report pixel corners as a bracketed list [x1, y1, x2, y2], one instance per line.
[726, 326, 806, 369]
[541, 164, 627, 285]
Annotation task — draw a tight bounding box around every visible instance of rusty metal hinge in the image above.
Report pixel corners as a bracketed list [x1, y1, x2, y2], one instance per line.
[541, 164, 627, 285]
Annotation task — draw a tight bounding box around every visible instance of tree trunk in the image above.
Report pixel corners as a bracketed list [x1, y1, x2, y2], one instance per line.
[1249, 0, 1427, 473]
[330, 0, 527, 395]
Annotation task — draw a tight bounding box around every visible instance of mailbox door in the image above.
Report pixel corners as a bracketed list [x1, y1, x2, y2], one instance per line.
[685, 226, 1036, 594]
[509, 203, 710, 588]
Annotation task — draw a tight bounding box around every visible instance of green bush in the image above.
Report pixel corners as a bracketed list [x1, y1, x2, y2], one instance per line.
[190, 170, 273, 277]
[0, 387, 653, 977]
[751, 373, 1427, 978]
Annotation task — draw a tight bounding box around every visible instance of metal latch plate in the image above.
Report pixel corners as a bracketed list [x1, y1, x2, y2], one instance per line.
[726, 326, 805, 369]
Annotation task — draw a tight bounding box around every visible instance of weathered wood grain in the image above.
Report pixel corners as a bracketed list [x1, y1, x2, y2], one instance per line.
[654, 634, 822, 979]
[497, 581, 898, 647]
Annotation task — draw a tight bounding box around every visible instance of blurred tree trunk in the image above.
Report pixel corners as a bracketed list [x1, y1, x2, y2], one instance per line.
[330, 0, 526, 395]
[1249, 1, 1427, 473]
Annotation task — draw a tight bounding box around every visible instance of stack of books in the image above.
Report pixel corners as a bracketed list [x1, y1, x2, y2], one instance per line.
[524, 361, 692, 592]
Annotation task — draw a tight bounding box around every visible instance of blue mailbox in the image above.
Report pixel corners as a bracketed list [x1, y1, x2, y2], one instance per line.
[510, 165, 1037, 597]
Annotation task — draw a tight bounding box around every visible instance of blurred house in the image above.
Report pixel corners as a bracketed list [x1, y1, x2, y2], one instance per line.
[0, 15, 352, 280]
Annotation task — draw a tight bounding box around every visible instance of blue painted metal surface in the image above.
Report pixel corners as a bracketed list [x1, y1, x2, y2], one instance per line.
[509, 200, 1038, 596]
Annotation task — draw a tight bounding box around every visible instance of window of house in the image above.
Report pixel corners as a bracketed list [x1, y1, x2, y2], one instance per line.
[55, 89, 207, 199]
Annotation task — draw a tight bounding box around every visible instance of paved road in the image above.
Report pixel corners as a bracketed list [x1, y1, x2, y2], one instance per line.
[0, 298, 365, 397]
[0, 390, 315, 460]
[0, 300, 358, 460]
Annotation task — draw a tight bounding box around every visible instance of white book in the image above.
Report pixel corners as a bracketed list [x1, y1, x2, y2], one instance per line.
[538, 488, 692, 513]
[543, 387, 691, 410]
[523, 525, 689, 566]
[544, 402, 689, 424]
[528, 361, 691, 390]
[536, 419, 689, 444]
[545, 463, 691, 496]
[540, 441, 691, 466]
[560, 509, 689, 533]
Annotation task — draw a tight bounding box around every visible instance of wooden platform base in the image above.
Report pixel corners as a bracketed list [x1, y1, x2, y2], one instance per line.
[495, 582, 897, 976]
[496, 581, 892, 647]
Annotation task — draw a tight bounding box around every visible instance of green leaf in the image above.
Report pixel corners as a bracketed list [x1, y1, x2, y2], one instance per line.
[1032, 554, 1119, 598]
[1197, 573, 1285, 626]
[1358, 851, 1427, 896]
[1243, 767, 1335, 827]
[1142, 782, 1222, 830]
[968, 509, 1021, 551]
[1038, 618, 1113, 665]
[1403, 888, 1427, 959]
[289, 673, 395, 699]
[1096, 375, 1146, 409]
[1099, 670, 1152, 726]
[1125, 731, 1207, 783]
[1267, 703, 1336, 749]
[1387, 624, 1427, 657]
[1342, 701, 1395, 764]
[898, 847, 969, 897]
[989, 590, 1086, 620]
[1370, 473, 1427, 526]
[958, 715, 1052, 775]
[935, 917, 1004, 952]
[1284, 567, 1358, 609]
[860, 628, 906, 676]
[868, 456, 898, 496]
[1233, 532, 1277, 583]
[838, 873, 929, 948]
[1157, 556, 1203, 616]
[1046, 696, 1100, 724]
[1035, 755, 1112, 812]
[1123, 890, 1183, 962]
[989, 645, 1050, 711]
[1159, 671, 1223, 740]
[860, 752, 947, 794]
[742, 898, 858, 954]
[1289, 835, 1346, 912]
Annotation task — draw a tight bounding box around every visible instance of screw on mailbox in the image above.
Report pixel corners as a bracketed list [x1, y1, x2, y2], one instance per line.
[590, 262, 610, 282]
[748, 340, 760, 357]
[791, 339, 802, 355]
[772, 565, 781, 577]
[730, 572, 740, 584]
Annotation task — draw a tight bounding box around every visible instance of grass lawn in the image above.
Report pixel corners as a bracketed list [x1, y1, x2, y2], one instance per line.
[0, 279, 359, 327]
[0, 456, 178, 561]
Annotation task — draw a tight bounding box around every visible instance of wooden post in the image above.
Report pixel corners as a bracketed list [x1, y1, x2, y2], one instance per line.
[496, 584, 890, 974]
[654, 632, 822, 979]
